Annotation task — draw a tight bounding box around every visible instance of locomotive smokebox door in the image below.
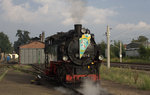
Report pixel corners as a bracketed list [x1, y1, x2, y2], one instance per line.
[68, 25, 95, 66]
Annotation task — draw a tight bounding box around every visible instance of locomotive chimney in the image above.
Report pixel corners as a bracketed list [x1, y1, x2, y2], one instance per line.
[74, 24, 82, 36]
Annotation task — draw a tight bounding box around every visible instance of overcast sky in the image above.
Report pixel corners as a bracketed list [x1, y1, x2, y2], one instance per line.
[0, 0, 150, 44]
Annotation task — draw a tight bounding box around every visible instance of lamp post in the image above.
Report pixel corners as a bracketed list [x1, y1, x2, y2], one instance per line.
[114, 41, 122, 63]
[106, 25, 110, 69]
[119, 41, 122, 63]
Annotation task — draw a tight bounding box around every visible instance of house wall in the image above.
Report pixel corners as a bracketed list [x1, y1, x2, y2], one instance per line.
[20, 48, 45, 64]
[125, 49, 140, 57]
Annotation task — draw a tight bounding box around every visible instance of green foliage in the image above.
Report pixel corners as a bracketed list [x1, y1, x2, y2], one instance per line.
[103, 57, 150, 63]
[100, 65, 150, 90]
[0, 32, 13, 53]
[110, 41, 120, 58]
[14, 30, 30, 54]
[97, 40, 106, 57]
[99, 35, 149, 62]
[123, 57, 150, 63]
[139, 75, 150, 90]
[138, 46, 146, 57]
[110, 40, 125, 58]
[131, 35, 150, 59]
[98, 40, 125, 58]
[138, 46, 150, 58]
[132, 36, 148, 43]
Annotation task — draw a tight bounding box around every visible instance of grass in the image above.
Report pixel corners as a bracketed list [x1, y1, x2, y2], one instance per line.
[122, 57, 150, 64]
[12, 64, 35, 75]
[100, 65, 150, 90]
[13, 64, 32, 69]
[103, 57, 150, 64]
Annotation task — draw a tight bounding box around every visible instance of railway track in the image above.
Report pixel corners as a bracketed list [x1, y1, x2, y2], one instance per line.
[62, 83, 83, 95]
[0, 64, 113, 95]
[102, 62, 150, 71]
[0, 64, 12, 69]
[0, 64, 6, 68]
[30, 64, 84, 95]
[0, 64, 83, 95]
[30, 64, 113, 95]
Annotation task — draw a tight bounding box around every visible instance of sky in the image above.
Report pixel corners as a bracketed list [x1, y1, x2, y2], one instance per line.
[0, 0, 150, 44]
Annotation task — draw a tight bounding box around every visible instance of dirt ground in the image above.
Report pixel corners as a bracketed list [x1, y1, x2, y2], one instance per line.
[0, 69, 65, 95]
[0, 67, 150, 95]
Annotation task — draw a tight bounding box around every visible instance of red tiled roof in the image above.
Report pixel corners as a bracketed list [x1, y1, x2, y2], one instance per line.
[20, 41, 45, 49]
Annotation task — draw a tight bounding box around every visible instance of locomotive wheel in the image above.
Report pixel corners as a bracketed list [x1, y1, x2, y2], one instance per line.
[56, 65, 66, 83]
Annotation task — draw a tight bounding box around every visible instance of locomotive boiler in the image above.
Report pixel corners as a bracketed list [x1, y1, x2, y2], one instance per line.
[44, 24, 103, 83]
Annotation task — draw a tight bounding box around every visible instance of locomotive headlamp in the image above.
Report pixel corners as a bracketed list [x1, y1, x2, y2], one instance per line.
[81, 28, 86, 33]
[63, 56, 68, 61]
[99, 55, 104, 61]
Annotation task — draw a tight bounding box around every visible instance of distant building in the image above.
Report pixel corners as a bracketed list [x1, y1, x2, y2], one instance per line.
[125, 42, 150, 57]
[125, 42, 141, 57]
[19, 41, 45, 64]
[8, 54, 19, 59]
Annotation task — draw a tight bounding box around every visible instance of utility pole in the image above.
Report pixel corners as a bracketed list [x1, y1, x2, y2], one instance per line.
[120, 41, 122, 63]
[106, 25, 110, 69]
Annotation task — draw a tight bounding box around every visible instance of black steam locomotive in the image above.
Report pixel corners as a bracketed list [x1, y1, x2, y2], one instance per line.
[44, 24, 103, 83]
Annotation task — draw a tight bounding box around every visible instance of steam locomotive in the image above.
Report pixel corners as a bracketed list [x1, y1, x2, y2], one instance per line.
[44, 24, 103, 83]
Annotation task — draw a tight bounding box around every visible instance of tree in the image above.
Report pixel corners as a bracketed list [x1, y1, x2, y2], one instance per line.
[131, 35, 149, 58]
[112, 41, 120, 57]
[138, 36, 148, 42]
[97, 40, 106, 57]
[0, 32, 13, 53]
[98, 40, 125, 58]
[138, 45, 150, 58]
[110, 41, 125, 58]
[132, 36, 148, 43]
[23, 31, 30, 43]
[14, 30, 30, 54]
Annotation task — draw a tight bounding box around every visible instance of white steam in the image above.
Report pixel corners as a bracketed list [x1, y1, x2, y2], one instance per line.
[78, 79, 109, 95]
[55, 79, 110, 95]
[65, 0, 87, 24]
[55, 87, 74, 95]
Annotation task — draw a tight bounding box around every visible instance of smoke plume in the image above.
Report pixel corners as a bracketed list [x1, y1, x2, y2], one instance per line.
[65, 0, 87, 24]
